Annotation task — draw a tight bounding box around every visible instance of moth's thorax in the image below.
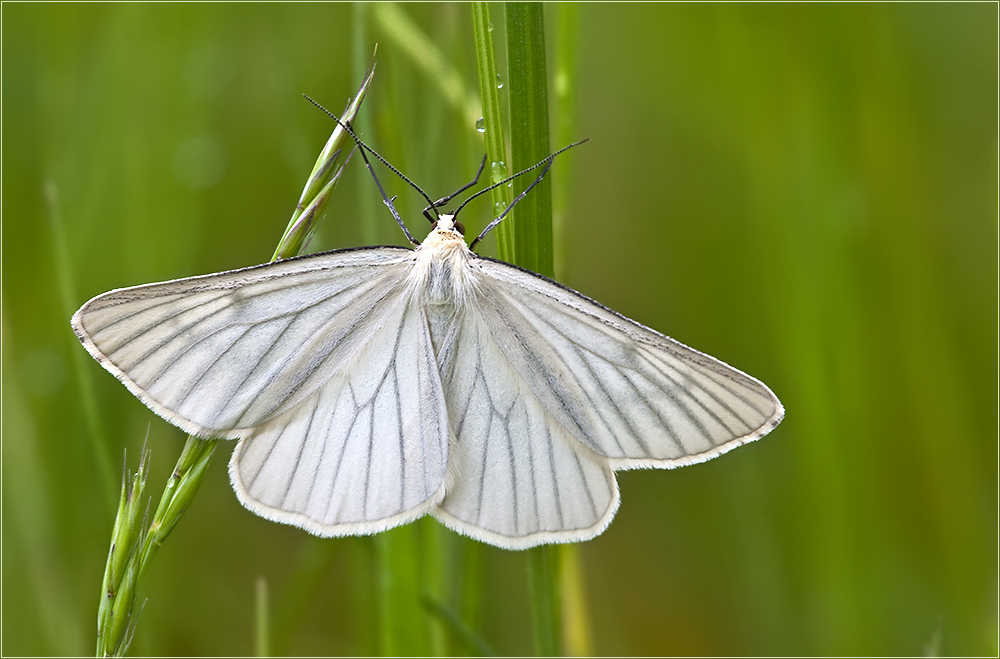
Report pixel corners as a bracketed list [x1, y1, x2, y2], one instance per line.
[409, 215, 478, 307]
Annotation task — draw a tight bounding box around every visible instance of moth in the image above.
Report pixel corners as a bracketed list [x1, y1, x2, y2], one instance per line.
[72, 128, 783, 550]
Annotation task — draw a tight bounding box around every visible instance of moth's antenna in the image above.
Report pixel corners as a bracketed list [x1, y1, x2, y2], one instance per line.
[455, 139, 587, 220]
[469, 159, 551, 252]
[421, 154, 488, 224]
[302, 94, 441, 245]
[466, 139, 588, 251]
[353, 147, 419, 246]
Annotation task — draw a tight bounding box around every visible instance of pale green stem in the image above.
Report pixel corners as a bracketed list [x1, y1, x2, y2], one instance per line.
[255, 577, 270, 658]
[551, 5, 591, 656]
[551, 2, 581, 279]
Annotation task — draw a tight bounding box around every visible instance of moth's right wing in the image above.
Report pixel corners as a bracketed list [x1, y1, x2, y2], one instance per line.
[75, 246, 454, 533]
[71, 247, 417, 437]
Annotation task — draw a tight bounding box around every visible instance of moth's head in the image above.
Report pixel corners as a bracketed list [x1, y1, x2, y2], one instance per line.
[420, 214, 471, 257]
[434, 213, 466, 238]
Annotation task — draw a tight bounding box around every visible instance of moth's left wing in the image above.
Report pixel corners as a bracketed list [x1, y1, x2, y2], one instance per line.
[468, 257, 784, 469]
[432, 302, 618, 550]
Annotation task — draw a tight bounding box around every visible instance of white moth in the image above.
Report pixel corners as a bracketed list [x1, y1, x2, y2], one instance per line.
[72, 146, 782, 550]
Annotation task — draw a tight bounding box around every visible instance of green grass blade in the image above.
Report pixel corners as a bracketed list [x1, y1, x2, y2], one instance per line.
[526, 544, 562, 657]
[549, 6, 592, 656]
[255, 577, 271, 658]
[45, 182, 116, 509]
[505, 2, 554, 278]
[421, 593, 495, 656]
[374, 3, 481, 128]
[558, 544, 591, 656]
[551, 3, 580, 277]
[503, 5, 565, 656]
[471, 2, 514, 260]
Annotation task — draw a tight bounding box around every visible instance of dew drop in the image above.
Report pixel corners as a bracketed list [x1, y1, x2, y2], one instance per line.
[488, 22, 494, 32]
[496, 74, 504, 90]
[490, 160, 507, 184]
[475, 117, 485, 133]
[493, 201, 507, 217]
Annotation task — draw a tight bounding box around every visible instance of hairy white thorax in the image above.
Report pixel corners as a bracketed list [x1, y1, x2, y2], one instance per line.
[409, 214, 479, 308]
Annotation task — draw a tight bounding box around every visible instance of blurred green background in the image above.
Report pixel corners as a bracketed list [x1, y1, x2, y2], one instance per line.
[3, 3, 996, 656]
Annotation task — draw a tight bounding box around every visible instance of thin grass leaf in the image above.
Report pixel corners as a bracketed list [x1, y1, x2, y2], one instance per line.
[46, 181, 116, 508]
[421, 594, 495, 657]
[373, 3, 481, 128]
[551, 3, 581, 278]
[458, 538, 485, 648]
[255, 576, 271, 658]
